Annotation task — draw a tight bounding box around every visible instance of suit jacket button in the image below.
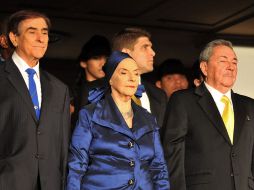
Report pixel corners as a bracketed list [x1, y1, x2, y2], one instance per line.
[230, 173, 234, 177]
[37, 130, 41, 135]
[128, 179, 134, 185]
[129, 160, 135, 167]
[128, 141, 134, 148]
[231, 152, 236, 157]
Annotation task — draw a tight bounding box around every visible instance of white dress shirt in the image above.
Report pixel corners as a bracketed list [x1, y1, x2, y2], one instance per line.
[140, 78, 151, 113]
[204, 82, 233, 115]
[12, 52, 42, 108]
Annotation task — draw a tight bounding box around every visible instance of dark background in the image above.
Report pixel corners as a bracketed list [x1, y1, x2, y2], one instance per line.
[1, 0, 254, 86]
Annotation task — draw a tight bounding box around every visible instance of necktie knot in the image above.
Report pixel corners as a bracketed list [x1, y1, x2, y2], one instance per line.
[26, 68, 36, 77]
[221, 95, 230, 105]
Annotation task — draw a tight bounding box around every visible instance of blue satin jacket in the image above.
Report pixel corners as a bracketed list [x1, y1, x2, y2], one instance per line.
[67, 94, 170, 190]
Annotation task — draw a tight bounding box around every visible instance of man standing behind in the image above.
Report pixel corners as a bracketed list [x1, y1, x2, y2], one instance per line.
[163, 39, 254, 190]
[155, 58, 189, 98]
[112, 28, 167, 127]
[0, 10, 70, 190]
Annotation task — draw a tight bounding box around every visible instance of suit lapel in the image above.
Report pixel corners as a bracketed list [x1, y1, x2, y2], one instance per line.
[39, 70, 52, 124]
[196, 84, 232, 144]
[231, 92, 246, 144]
[5, 60, 37, 122]
[142, 80, 162, 124]
[143, 81, 157, 113]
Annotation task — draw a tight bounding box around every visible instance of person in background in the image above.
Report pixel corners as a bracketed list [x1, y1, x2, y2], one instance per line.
[112, 27, 167, 128]
[0, 10, 70, 190]
[163, 39, 254, 190]
[155, 58, 189, 98]
[190, 59, 204, 87]
[0, 33, 13, 63]
[73, 35, 111, 111]
[67, 51, 169, 190]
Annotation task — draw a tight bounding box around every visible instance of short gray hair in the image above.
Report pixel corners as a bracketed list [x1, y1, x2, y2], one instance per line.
[199, 39, 233, 62]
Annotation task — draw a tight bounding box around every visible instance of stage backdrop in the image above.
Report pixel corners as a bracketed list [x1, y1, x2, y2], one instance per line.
[233, 46, 254, 99]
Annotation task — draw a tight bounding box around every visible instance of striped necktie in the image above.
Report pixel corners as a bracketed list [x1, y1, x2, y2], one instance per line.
[26, 68, 40, 120]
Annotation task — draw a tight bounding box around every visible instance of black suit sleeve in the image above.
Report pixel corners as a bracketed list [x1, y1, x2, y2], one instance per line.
[162, 93, 188, 190]
[61, 86, 71, 190]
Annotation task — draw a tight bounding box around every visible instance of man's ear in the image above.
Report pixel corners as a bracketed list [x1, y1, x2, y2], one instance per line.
[121, 48, 131, 54]
[9, 32, 17, 47]
[200, 61, 208, 77]
[155, 80, 162, 88]
[193, 79, 201, 87]
[80, 61, 87, 69]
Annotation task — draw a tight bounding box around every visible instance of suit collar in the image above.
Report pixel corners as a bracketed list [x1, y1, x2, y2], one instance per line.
[196, 83, 248, 145]
[39, 70, 53, 124]
[196, 83, 232, 145]
[5, 60, 53, 124]
[5, 59, 38, 122]
[231, 92, 247, 144]
[142, 80, 160, 102]
[91, 93, 154, 140]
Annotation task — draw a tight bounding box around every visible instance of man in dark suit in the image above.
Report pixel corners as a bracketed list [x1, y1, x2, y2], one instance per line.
[163, 39, 254, 190]
[112, 27, 167, 127]
[0, 10, 70, 190]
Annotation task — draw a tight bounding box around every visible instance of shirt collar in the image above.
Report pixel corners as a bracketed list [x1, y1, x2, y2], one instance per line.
[204, 82, 232, 103]
[12, 51, 40, 77]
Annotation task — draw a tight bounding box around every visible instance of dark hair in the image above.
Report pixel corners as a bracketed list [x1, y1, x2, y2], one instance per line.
[6, 10, 51, 48]
[78, 35, 111, 62]
[157, 58, 187, 80]
[112, 27, 151, 51]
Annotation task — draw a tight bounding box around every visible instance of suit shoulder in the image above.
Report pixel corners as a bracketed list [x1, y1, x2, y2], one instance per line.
[143, 80, 167, 102]
[78, 101, 101, 122]
[172, 88, 195, 98]
[41, 70, 67, 89]
[0, 63, 5, 73]
[144, 81, 165, 95]
[234, 93, 254, 104]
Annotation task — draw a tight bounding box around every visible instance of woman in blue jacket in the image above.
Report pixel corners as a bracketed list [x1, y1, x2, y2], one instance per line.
[67, 51, 170, 190]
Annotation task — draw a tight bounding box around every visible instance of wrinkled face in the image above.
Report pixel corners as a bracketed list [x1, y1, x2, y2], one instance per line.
[127, 37, 155, 74]
[110, 58, 140, 98]
[81, 56, 107, 81]
[158, 74, 188, 97]
[10, 17, 49, 65]
[200, 45, 238, 93]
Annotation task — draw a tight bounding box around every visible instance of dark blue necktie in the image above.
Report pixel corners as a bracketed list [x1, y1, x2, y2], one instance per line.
[26, 68, 40, 120]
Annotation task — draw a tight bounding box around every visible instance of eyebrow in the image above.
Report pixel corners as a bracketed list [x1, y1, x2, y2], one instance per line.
[142, 43, 152, 47]
[26, 27, 49, 32]
[219, 56, 238, 61]
[119, 68, 139, 72]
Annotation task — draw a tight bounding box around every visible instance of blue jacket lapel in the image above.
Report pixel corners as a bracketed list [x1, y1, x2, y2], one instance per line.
[92, 94, 135, 139]
[91, 94, 154, 140]
[132, 102, 155, 140]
